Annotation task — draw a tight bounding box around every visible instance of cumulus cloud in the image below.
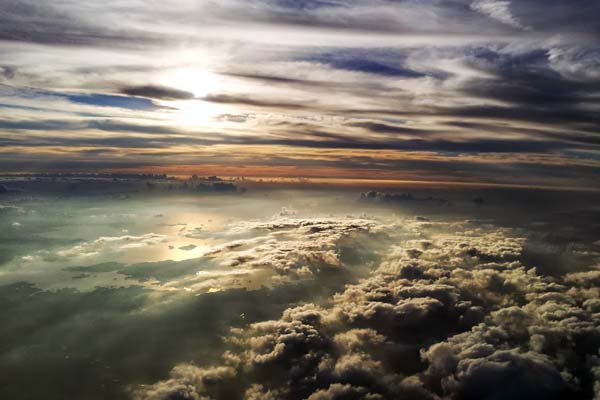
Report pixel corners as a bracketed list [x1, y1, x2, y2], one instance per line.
[3, 210, 383, 294]
[135, 220, 600, 399]
[163, 217, 378, 292]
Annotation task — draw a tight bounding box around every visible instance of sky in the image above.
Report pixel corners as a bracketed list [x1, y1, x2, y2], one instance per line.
[1, 4, 600, 398]
[1, 0, 599, 188]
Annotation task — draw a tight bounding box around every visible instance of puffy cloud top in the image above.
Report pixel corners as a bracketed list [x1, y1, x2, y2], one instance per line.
[134, 220, 600, 399]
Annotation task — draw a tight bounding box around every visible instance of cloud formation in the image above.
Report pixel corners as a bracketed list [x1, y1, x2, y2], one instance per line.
[470, 0, 526, 29]
[162, 217, 380, 292]
[0, 0, 599, 187]
[121, 86, 195, 100]
[134, 220, 600, 399]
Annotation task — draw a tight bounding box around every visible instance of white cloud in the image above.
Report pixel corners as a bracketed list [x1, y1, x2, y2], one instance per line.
[471, 0, 527, 29]
[136, 220, 600, 399]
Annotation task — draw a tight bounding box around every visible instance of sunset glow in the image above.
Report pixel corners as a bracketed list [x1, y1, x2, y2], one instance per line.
[1, 1, 599, 399]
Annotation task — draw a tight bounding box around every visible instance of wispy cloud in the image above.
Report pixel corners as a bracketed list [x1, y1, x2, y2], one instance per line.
[470, 0, 527, 29]
[0, 0, 599, 187]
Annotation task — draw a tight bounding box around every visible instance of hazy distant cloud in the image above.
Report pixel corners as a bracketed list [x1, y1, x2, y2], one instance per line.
[29, 216, 380, 294]
[26, 233, 168, 264]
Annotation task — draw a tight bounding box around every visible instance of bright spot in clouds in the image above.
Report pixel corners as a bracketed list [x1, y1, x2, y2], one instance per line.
[158, 67, 227, 126]
[159, 67, 220, 98]
[170, 99, 224, 127]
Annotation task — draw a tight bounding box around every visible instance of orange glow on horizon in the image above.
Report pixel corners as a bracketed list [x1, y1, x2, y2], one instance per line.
[100, 164, 600, 192]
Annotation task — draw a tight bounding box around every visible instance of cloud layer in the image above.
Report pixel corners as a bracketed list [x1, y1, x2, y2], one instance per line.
[134, 219, 600, 399]
[0, 0, 598, 187]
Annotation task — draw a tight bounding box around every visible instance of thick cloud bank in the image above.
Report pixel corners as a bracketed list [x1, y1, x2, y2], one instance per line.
[134, 221, 600, 399]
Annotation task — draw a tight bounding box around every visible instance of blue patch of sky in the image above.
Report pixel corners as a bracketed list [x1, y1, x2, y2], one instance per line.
[66, 94, 158, 110]
[2, 86, 160, 111]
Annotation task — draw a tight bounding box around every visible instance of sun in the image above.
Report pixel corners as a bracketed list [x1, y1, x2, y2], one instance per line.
[158, 67, 224, 126]
[159, 67, 220, 98]
[169, 99, 223, 127]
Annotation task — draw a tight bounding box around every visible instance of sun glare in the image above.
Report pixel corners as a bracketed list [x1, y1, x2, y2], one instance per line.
[158, 67, 225, 126]
[159, 67, 219, 98]
[170, 99, 223, 127]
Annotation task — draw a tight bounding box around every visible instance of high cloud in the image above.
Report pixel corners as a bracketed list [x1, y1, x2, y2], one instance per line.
[0, 0, 599, 188]
[470, 0, 527, 29]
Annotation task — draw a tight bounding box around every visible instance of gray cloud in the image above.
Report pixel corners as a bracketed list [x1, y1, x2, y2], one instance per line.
[0, 0, 161, 46]
[120, 85, 195, 100]
[1, 0, 600, 186]
[202, 94, 311, 110]
[346, 121, 427, 137]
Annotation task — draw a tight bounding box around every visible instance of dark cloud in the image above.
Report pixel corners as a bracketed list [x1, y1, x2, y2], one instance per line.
[272, 0, 346, 11]
[0, 66, 16, 80]
[444, 121, 600, 147]
[0, 0, 162, 47]
[0, 118, 181, 135]
[461, 49, 600, 109]
[222, 72, 316, 85]
[0, 134, 214, 149]
[308, 52, 426, 78]
[362, 103, 600, 132]
[347, 121, 427, 137]
[202, 94, 310, 110]
[259, 137, 571, 153]
[509, 0, 600, 35]
[120, 85, 194, 100]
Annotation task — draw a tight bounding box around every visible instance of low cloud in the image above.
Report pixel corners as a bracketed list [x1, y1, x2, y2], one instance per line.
[43, 233, 168, 261]
[134, 221, 600, 399]
[360, 191, 449, 205]
[166, 217, 379, 292]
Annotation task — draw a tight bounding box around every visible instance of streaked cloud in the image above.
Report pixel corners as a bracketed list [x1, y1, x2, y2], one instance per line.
[471, 0, 527, 29]
[0, 0, 598, 188]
